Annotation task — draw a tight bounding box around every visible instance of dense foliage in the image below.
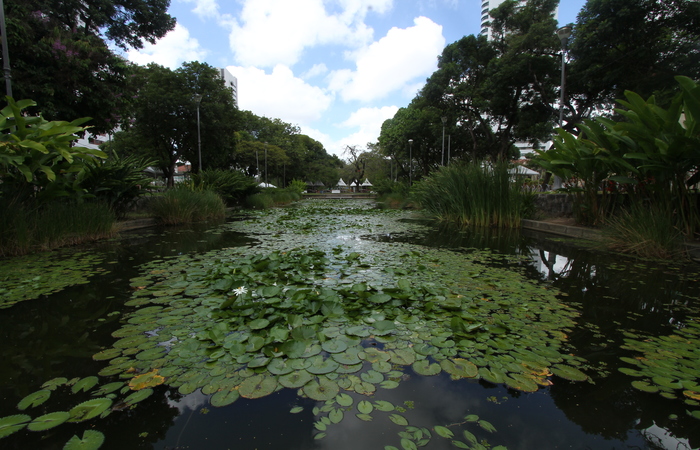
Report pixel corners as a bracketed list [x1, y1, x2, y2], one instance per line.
[3, 0, 175, 134]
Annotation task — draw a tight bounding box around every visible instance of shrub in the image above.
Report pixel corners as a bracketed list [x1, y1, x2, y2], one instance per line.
[149, 186, 226, 225]
[189, 169, 258, 205]
[245, 193, 274, 209]
[79, 151, 155, 220]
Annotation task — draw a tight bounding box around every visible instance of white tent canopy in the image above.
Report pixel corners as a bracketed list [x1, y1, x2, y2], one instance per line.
[258, 182, 276, 188]
[361, 178, 372, 187]
[336, 178, 347, 187]
[508, 166, 539, 176]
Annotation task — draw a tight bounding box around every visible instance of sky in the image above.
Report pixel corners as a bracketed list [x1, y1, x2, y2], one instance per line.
[122, 0, 586, 158]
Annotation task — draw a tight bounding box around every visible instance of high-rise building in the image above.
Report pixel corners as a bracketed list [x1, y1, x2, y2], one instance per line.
[219, 68, 238, 108]
[480, 0, 558, 40]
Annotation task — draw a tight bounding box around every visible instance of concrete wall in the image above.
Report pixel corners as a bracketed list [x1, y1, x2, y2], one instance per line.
[533, 193, 573, 217]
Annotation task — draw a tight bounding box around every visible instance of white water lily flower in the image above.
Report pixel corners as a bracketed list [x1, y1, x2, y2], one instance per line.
[233, 286, 247, 296]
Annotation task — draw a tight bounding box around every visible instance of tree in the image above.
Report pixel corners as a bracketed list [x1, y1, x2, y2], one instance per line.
[110, 62, 239, 186]
[3, 0, 175, 133]
[380, 0, 561, 165]
[567, 0, 700, 125]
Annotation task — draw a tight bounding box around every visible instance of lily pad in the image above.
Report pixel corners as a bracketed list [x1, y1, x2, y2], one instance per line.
[279, 371, 313, 389]
[211, 389, 240, 407]
[68, 398, 113, 422]
[17, 389, 51, 410]
[64, 430, 105, 450]
[322, 340, 348, 354]
[124, 388, 154, 406]
[27, 411, 71, 431]
[412, 360, 441, 376]
[0, 414, 31, 438]
[551, 364, 588, 382]
[239, 374, 278, 399]
[304, 378, 339, 401]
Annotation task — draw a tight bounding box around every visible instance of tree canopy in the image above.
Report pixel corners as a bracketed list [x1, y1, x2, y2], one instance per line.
[566, 0, 700, 124]
[108, 62, 239, 185]
[2, 0, 175, 133]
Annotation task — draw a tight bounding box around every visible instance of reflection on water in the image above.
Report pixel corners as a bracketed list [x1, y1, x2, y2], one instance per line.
[1, 208, 699, 450]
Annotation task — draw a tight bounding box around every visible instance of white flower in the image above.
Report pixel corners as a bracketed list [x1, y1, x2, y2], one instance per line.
[233, 286, 248, 296]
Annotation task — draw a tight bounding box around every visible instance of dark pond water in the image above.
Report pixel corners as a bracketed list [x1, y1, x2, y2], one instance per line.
[1, 200, 699, 450]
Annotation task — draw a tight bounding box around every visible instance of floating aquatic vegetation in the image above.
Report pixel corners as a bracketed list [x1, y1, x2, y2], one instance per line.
[618, 322, 700, 419]
[0, 250, 107, 308]
[0, 201, 592, 448]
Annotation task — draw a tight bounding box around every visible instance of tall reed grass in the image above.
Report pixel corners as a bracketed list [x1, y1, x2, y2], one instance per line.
[149, 186, 226, 225]
[0, 200, 116, 257]
[412, 161, 534, 228]
[601, 201, 683, 259]
[244, 188, 302, 209]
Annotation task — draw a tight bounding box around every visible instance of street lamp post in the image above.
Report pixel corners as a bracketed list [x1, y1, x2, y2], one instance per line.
[264, 142, 268, 187]
[408, 139, 413, 186]
[193, 94, 203, 172]
[0, 0, 12, 98]
[556, 26, 572, 127]
[441, 116, 447, 166]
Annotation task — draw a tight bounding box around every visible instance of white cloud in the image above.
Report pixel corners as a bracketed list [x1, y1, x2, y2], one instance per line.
[302, 63, 329, 80]
[227, 0, 393, 67]
[226, 64, 333, 126]
[328, 16, 445, 102]
[180, 0, 220, 19]
[125, 24, 207, 69]
[336, 105, 398, 148]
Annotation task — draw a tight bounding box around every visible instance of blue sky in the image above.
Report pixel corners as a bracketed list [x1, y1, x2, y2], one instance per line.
[123, 0, 586, 158]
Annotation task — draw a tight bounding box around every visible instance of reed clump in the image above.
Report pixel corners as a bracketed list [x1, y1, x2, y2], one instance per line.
[413, 161, 534, 228]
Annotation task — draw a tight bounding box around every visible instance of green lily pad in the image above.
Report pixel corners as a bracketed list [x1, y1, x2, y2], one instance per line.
[72, 376, 99, 394]
[632, 380, 659, 393]
[27, 411, 71, 431]
[374, 400, 394, 411]
[412, 360, 441, 376]
[68, 398, 113, 422]
[361, 370, 384, 384]
[239, 374, 278, 399]
[211, 389, 240, 407]
[504, 374, 539, 393]
[124, 388, 154, 406]
[440, 359, 478, 378]
[92, 348, 122, 361]
[17, 389, 51, 410]
[306, 356, 340, 375]
[434, 425, 454, 438]
[0, 414, 31, 438]
[551, 364, 588, 382]
[64, 430, 105, 450]
[358, 400, 374, 414]
[329, 408, 344, 423]
[322, 340, 348, 353]
[336, 393, 354, 407]
[389, 413, 408, 426]
[304, 378, 340, 401]
[279, 371, 313, 389]
[268, 358, 294, 375]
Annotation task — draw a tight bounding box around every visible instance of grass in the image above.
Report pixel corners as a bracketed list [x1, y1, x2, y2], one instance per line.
[245, 188, 302, 209]
[412, 161, 534, 228]
[149, 187, 226, 225]
[0, 200, 116, 257]
[601, 201, 683, 259]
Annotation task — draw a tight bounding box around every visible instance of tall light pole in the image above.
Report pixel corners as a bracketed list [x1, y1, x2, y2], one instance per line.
[441, 116, 447, 166]
[556, 26, 572, 127]
[193, 94, 203, 172]
[448, 135, 451, 165]
[0, 0, 12, 98]
[408, 139, 413, 186]
[264, 142, 268, 187]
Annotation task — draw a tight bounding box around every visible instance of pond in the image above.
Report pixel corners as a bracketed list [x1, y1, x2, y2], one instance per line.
[1, 200, 699, 450]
